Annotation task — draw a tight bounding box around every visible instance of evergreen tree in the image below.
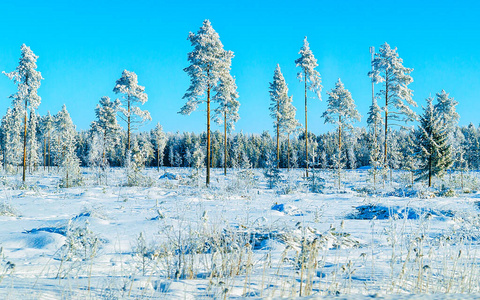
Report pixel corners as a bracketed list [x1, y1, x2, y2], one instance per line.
[415, 98, 452, 187]
[369, 43, 416, 173]
[180, 19, 233, 185]
[366, 98, 384, 187]
[269, 65, 291, 168]
[3, 44, 43, 182]
[54, 105, 82, 187]
[27, 111, 39, 172]
[151, 123, 167, 171]
[322, 79, 360, 189]
[40, 112, 54, 171]
[90, 96, 121, 169]
[113, 70, 150, 152]
[295, 37, 322, 177]
[1, 107, 23, 171]
[213, 67, 239, 175]
[433, 90, 459, 130]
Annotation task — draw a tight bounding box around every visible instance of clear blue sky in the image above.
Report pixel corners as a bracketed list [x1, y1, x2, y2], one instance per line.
[0, 0, 479, 134]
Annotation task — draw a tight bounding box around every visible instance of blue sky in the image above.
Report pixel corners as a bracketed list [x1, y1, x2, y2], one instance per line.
[0, 0, 479, 134]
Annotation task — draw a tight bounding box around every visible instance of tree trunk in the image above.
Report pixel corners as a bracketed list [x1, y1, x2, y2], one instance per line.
[287, 135, 290, 171]
[276, 106, 280, 169]
[304, 72, 309, 177]
[384, 75, 389, 184]
[428, 154, 432, 187]
[206, 85, 211, 186]
[224, 110, 227, 176]
[48, 132, 51, 172]
[157, 140, 160, 172]
[43, 137, 46, 171]
[127, 96, 131, 152]
[22, 102, 27, 182]
[338, 118, 342, 190]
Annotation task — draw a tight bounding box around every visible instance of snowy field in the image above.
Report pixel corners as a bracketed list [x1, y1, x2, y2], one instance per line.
[1, 167, 480, 299]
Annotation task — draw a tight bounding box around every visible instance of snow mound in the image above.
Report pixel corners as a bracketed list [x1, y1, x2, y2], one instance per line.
[160, 172, 181, 180]
[271, 203, 304, 216]
[347, 205, 455, 220]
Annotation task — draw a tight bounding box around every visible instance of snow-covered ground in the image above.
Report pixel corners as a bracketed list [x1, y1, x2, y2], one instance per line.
[1, 167, 480, 299]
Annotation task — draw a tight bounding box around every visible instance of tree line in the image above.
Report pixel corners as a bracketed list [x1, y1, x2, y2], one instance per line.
[0, 20, 470, 187]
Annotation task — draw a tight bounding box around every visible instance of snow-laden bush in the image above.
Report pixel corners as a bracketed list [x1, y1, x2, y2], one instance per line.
[0, 202, 19, 217]
[305, 168, 325, 193]
[264, 153, 281, 189]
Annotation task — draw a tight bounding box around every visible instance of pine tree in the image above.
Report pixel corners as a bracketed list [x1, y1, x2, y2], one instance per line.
[180, 19, 233, 185]
[213, 68, 239, 175]
[91, 97, 121, 166]
[415, 98, 452, 187]
[368, 43, 416, 174]
[322, 79, 360, 189]
[295, 37, 322, 177]
[151, 123, 167, 171]
[3, 44, 43, 182]
[113, 70, 150, 152]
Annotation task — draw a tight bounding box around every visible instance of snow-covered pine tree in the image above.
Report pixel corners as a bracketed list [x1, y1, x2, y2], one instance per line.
[179, 19, 233, 185]
[415, 97, 452, 187]
[368, 43, 416, 173]
[322, 79, 360, 189]
[151, 123, 167, 171]
[269, 64, 290, 168]
[54, 105, 82, 187]
[113, 70, 150, 153]
[213, 65, 239, 175]
[90, 96, 121, 171]
[27, 111, 39, 172]
[295, 37, 322, 177]
[3, 44, 43, 182]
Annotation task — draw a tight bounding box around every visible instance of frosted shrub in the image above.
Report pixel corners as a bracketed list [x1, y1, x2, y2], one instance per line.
[306, 168, 325, 193]
[133, 232, 157, 276]
[57, 220, 102, 280]
[0, 202, 19, 217]
[125, 147, 154, 187]
[264, 153, 281, 189]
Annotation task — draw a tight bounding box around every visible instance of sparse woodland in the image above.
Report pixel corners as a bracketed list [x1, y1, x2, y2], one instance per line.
[1, 19, 480, 299]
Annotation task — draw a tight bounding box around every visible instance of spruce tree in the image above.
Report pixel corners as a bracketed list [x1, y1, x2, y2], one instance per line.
[269, 65, 290, 168]
[415, 98, 452, 187]
[54, 105, 82, 187]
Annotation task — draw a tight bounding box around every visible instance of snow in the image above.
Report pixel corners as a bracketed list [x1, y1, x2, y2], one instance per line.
[1, 167, 480, 298]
